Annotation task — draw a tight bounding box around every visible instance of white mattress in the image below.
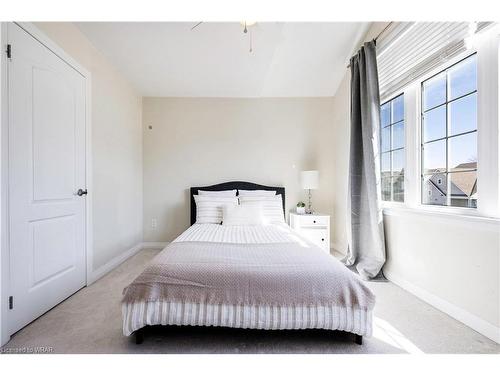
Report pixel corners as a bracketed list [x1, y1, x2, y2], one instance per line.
[123, 223, 373, 337]
[173, 223, 301, 244]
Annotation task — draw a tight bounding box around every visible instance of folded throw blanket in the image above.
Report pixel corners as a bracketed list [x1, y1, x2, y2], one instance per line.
[123, 241, 375, 311]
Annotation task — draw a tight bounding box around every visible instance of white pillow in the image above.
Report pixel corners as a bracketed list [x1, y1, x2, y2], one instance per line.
[194, 195, 238, 224]
[222, 204, 265, 226]
[239, 194, 285, 224]
[238, 189, 277, 197]
[198, 189, 237, 197]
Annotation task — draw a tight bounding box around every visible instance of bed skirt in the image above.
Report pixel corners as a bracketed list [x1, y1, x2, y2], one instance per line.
[122, 301, 373, 337]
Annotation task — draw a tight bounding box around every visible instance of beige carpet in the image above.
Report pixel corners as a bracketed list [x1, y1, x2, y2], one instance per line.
[2, 249, 499, 354]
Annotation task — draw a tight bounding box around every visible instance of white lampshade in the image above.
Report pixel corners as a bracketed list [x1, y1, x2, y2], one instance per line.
[300, 170, 319, 190]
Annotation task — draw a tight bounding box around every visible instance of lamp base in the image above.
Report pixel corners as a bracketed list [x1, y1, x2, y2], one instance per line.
[306, 189, 314, 214]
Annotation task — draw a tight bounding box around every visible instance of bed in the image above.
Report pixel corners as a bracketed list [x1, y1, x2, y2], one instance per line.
[122, 181, 375, 345]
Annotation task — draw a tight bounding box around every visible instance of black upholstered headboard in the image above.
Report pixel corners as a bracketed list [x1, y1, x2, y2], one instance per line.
[190, 181, 285, 225]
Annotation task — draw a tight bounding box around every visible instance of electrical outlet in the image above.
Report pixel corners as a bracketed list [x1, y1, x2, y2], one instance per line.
[151, 218, 157, 230]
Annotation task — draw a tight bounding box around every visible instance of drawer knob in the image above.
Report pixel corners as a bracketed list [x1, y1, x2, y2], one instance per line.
[313, 220, 316, 223]
[321, 238, 324, 241]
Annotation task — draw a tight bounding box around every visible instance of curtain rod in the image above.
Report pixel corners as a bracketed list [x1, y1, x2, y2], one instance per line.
[346, 22, 393, 69]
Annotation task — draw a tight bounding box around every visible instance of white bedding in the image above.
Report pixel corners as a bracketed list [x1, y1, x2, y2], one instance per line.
[173, 223, 300, 244]
[122, 223, 374, 337]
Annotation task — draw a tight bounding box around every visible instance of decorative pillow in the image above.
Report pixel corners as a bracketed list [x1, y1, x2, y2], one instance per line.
[222, 204, 265, 226]
[194, 195, 238, 224]
[238, 189, 277, 197]
[198, 189, 237, 197]
[239, 194, 285, 224]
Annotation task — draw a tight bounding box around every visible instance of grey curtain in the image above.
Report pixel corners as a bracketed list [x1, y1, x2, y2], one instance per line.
[342, 40, 386, 280]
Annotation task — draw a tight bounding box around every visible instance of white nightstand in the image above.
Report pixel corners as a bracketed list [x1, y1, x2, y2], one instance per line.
[289, 213, 331, 253]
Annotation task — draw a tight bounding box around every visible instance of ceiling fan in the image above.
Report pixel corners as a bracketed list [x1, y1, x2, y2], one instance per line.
[190, 21, 257, 52]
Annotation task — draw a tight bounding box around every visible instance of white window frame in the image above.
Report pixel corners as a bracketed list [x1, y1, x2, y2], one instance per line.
[379, 91, 407, 208]
[420, 53, 478, 209]
[380, 24, 500, 219]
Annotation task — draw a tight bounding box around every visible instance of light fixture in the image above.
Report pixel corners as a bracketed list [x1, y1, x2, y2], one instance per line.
[191, 21, 258, 53]
[240, 21, 257, 52]
[300, 170, 319, 214]
[240, 21, 257, 33]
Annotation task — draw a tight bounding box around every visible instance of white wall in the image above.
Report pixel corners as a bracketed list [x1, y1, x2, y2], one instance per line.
[142, 97, 335, 242]
[330, 74, 351, 251]
[383, 211, 499, 339]
[331, 23, 500, 342]
[33, 23, 144, 272]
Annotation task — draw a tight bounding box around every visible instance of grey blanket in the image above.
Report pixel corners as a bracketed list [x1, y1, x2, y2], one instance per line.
[122, 241, 375, 310]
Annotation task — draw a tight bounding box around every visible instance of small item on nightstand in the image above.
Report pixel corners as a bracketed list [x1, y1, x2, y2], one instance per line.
[296, 201, 306, 214]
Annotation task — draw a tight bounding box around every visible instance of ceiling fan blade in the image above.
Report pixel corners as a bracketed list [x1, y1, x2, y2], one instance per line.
[191, 22, 203, 31]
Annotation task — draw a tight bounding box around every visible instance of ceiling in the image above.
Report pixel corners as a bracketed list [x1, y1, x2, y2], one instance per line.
[75, 22, 370, 97]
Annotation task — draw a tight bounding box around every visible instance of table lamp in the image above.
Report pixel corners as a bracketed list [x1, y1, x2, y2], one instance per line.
[300, 170, 319, 214]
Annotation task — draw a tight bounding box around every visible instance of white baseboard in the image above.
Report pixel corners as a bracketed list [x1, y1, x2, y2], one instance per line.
[384, 269, 500, 344]
[142, 241, 168, 249]
[87, 243, 144, 285]
[87, 242, 168, 285]
[331, 242, 346, 255]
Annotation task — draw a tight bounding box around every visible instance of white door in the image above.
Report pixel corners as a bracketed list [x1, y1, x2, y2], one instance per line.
[7, 23, 87, 334]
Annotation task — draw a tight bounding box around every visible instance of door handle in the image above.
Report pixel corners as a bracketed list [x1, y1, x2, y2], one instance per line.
[76, 189, 88, 196]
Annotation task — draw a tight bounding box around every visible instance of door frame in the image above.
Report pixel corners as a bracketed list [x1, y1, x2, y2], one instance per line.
[0, 22, 93, 346]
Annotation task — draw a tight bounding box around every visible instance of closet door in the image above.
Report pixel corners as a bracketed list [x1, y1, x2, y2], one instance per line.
[8, 23, 87, 334]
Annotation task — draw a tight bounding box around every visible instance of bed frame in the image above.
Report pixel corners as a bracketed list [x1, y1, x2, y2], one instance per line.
[134, 327, 362, 345]
[133, 181, 363, 346]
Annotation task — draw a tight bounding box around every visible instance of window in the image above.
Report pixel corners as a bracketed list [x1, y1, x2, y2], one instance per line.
[381, 94, 405, 202]
[377, 23, 500, 218]
[421, 54, 477, 208]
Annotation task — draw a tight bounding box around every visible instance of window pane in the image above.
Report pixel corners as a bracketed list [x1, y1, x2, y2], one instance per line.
[381, 126, 391, 152]
[392, 121, 404, 149]
[449, 132, 477, 172]
[449, 93, 477, 136]
[423, 105, 446, 142]
[423, 140, 446, 174]
[423, 73, 446, 110]
[420, 54, 477, 209]
[381, 152, 391, 176]
[381, 177, 391, 201]
[392, 175, 404, 202]
[449, 171, 477, 208]
[449, 55, 477, 100]
[422, 174, 447, 206]
[392, 95, 404, 123]
[381, 102, 391, 127]
[380, 94, 404, 203]
[392, 149, 405, 176]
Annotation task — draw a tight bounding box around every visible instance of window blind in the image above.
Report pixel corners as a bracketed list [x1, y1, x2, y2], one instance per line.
[377, 22, 492, 99]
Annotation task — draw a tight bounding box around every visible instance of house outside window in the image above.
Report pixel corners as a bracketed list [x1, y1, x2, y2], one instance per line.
[380, 94, 405, 202]
[421, 54, 477, 208]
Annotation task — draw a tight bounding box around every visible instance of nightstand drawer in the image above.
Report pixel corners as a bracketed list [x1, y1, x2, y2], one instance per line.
[297, 215, 329, 227]
[299, 228, 329, 252]
[289, 213, 331, 254]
